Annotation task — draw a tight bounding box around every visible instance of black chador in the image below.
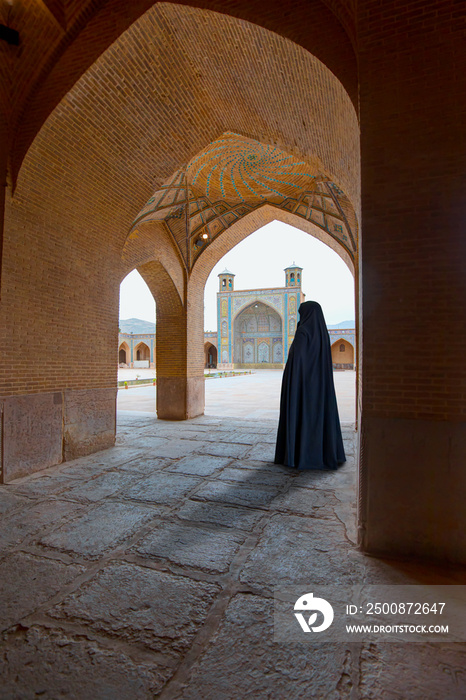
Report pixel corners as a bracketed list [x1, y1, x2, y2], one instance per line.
[274, 300, 346, 470]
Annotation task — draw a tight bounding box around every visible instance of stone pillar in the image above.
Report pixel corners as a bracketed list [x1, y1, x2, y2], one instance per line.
[358, 1, 466, 563]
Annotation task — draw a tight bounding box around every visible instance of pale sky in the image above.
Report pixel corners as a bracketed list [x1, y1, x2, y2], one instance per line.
[119, 221, 355, 330]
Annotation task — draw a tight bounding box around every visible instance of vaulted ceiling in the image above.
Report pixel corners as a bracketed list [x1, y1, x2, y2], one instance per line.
[130, 132, 357, 269]
[0, 1, 358, 184]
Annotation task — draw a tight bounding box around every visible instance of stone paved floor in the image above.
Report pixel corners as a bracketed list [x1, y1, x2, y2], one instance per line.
[1, 413, 466, 699]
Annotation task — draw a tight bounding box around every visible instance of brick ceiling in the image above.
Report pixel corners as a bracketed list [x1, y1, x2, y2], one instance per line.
[0, 1, 358, 183]
[12, 3, 360, 275]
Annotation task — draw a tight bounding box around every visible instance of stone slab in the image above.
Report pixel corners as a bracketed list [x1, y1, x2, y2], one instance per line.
[0, 552, 84, 631]
[0, 625, 170, 699]
[0, 489, 28, 515]
[58, 446, 148, 476]
[270, 486, 339, 517]
[117, 456, 173, 476]
[3, 393, 63, 482]
[231, 459, 294, 475]
[197, 442, 250, 458]
[292, 464, 356, 491]
[64, 388, 116, 460]
[166, 455, 232, 476]
[124, 472, 200, 504]
[7, 472, 85, 498]
[61, 469, 145, 502]
[146, 439, 203, 459]
[192, 480, 280, 509]
[243, 442, 276, 462]
[239, 514, 364, 589]
[49, 561, 219, 654]
[177, 594, 351, 700]
[40, 501, 160, 557]
[217, 466, 291, 488]
[177, 500, 263, 531]
[0, 499, 84, 552]
[358, 642, 466, 699]
[133, 521, 245, 573]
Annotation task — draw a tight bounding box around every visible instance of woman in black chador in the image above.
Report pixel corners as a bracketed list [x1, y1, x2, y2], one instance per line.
[274, 300, 345, 470]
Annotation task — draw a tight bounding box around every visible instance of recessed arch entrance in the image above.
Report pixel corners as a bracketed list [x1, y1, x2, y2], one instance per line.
[191, 204, 357, 385]
[331, 338, 354, 369]
[204, 342, 217, 369]
[118, 342, 130, 365]
[134, 342, 150, 364]
[232, 300, 284, 368]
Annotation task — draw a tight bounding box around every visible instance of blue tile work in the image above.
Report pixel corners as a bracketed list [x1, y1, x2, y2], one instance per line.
[228, 296, 232, 363]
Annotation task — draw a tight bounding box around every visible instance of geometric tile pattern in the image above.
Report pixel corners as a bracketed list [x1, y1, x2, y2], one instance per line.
[130, 133, 357, 268]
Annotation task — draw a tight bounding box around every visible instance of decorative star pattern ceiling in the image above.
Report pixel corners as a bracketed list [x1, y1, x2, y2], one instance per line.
[130, 133, 357, 267]
[187, 133, 320, 203]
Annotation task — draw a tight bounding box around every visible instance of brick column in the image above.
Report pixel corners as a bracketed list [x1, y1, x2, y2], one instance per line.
[358, 1, 466, 563]
[139, 261, 204, 420]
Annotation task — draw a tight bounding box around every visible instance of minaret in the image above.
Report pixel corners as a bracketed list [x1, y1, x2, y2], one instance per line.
[284, 262, 303, 288]
[218, 269, 235, 291]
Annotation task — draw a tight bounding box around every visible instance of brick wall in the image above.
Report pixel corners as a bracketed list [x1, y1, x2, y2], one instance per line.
[357, 0, 466, 562]
[359, 0, 466, 422]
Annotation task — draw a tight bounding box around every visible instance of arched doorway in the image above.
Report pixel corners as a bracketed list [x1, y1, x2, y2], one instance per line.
[134, 342, 150, 367]
[118, 341, 130, 367]
[331, 339, 354, 369]
[205, 342, 218, 369]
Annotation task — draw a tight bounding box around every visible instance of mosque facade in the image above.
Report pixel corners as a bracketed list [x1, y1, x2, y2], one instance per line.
[215, 266, 355, 370]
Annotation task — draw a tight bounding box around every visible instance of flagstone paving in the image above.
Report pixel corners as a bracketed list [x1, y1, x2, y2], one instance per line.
[0, 413, 465, 699]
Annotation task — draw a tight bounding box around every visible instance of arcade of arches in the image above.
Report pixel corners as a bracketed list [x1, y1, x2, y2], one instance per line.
[0, 0, 465, 693]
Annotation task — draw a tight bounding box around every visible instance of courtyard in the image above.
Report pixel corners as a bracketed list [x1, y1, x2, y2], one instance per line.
[117, 369, 356, 422]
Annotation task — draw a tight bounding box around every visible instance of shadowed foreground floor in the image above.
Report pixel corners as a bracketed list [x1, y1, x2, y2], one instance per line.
[0, 413, 465, 699]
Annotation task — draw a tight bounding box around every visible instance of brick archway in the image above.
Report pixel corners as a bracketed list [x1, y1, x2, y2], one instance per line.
[134, 342, 150, 363]
[0, 0, 358, 505]
[6, 1, 358, 190]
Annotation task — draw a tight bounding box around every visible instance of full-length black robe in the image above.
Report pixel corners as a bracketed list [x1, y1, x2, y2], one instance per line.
[274, 301, 346, 470]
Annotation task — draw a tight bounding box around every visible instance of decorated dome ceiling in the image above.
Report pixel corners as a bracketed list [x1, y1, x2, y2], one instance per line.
[130, 133, 357, 266]
[186, 133, 321, 203]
